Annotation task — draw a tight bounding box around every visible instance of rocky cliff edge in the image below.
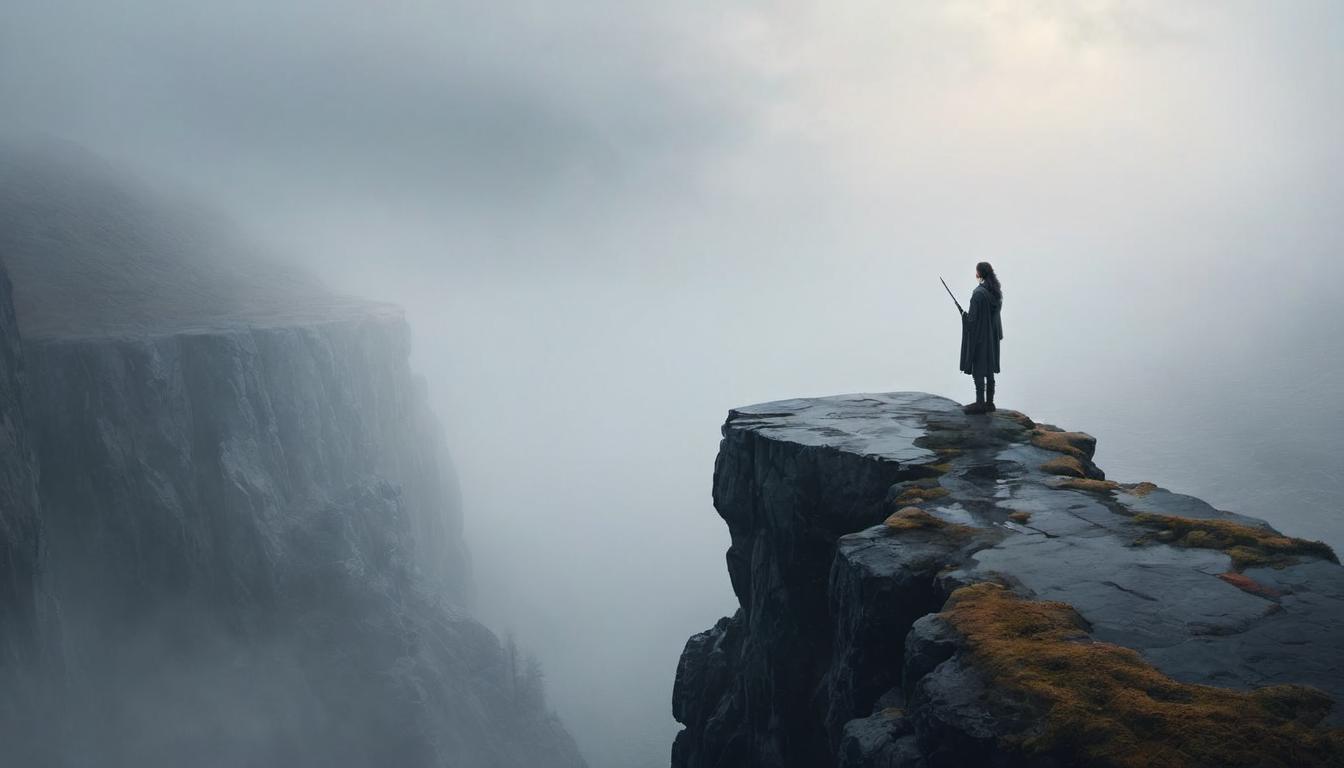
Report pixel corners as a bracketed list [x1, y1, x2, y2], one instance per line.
[673, 392, 1344, 768]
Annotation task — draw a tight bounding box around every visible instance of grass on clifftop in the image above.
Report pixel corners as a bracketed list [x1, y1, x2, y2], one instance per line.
[941, 582, 1344, 768]
[1055, 477, 1121, 493]
[884, 506, 974, 536]
[1131, 513, 1339, 571]
[1029, 428, 1095, 461]
[1123, 481, 1159, 496]
[1040, 455, 1089, 478]
[892, 479, 951, 506]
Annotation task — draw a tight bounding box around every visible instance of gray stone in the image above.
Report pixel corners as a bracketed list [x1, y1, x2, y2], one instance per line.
[837, 708, 924, 768]
[673, 392, 1344, 767]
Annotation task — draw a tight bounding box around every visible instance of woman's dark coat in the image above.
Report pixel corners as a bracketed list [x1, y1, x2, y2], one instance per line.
[960, 283, 1003, 376]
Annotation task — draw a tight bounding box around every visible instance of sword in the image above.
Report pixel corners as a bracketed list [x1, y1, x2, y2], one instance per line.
[939, 276, 965, 315]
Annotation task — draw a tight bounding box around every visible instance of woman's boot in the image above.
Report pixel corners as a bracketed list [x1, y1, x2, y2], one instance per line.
[963, 377, 988, 414]
[985, 378, 996, 411]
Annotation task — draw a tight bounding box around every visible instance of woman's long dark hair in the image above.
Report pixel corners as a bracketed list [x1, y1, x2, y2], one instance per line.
[976, 261, 1003, 302]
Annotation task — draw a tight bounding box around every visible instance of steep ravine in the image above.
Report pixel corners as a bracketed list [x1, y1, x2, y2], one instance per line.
[0, 142, 587, 767]
[673, 393, 1344, 768]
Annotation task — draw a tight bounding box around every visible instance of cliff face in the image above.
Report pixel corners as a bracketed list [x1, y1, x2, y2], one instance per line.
[0, 264, 43, 731]
[0, 143, 586, 767]
[673, 393, 1344, 768]
[26, 311, 470, 628]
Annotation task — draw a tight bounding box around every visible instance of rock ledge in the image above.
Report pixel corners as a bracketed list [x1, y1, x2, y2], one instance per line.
[672, 392, 1344, 768]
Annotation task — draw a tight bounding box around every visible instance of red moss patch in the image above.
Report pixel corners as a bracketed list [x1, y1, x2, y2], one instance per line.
[1217, 572, 1283, 598]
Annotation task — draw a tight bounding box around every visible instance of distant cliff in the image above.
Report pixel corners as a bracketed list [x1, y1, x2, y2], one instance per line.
[0, 261, 45, 746]
[672, 393, 1344, 768]
[0, 140, 586, 768]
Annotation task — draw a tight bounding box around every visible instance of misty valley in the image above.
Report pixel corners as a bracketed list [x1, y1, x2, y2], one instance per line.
[3, 3, 1344, 767]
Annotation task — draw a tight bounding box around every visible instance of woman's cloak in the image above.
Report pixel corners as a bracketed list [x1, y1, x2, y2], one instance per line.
[959, 283, 1003, 376]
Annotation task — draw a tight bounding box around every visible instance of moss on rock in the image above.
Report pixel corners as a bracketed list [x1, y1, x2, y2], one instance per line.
[884, 506, 974, 536]
[1029, 428, 1096, 461]
[892, 483, 951, 505]
[1040, 455, 1087, 478]
[940, 582, 1344, 768]
[1055, 477, 1121, 493]
[995, 410, 1036, 430]
[1131, 513, 1339, 571]
[1119, 481, 1160, 497]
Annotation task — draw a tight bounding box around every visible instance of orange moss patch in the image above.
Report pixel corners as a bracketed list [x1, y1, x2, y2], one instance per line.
[1055, 477, 1121, 493]
[893, 485, 951, 505]
[1217, 571, 1283, 599]
[1007, 511, 1033, 524]
[934, 446, 962, 461]
[884, 506, 974, 536]
[878, 706, 904, 719]
[1029, 429, 1095, 461]
[921, 446, 961, 476]
[1131, 513, 1339, 571]
[1120, 481, 1160, 497]
[940, 582, 1344, 767]
[1040, 455, 1087, 478]
[897, 478, 951, 508]
[996, 410, 1036, 429]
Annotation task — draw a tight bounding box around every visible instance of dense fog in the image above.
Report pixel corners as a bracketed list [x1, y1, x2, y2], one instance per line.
[4, 2, 1342, 765]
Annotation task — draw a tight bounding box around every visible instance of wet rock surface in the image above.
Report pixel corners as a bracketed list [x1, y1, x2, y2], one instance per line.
[672, 392, 1344, 767]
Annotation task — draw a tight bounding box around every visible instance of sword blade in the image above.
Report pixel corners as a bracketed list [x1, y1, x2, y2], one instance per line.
[939, 276, 965, 314]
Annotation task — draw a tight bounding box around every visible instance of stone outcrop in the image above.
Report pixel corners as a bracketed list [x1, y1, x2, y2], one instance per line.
[0, 141, 586, 768]
[673, 393, 1344, 767]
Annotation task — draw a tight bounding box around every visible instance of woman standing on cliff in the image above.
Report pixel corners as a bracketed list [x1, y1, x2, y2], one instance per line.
[960, 262, 1003, 414]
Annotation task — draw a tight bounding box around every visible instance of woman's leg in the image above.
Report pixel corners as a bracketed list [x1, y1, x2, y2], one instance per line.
[972, 374, 985, 403]
[986, 373, 995, 409]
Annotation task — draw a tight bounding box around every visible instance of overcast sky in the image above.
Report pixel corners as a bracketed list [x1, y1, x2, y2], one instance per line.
[5, 2, 1343, 766]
